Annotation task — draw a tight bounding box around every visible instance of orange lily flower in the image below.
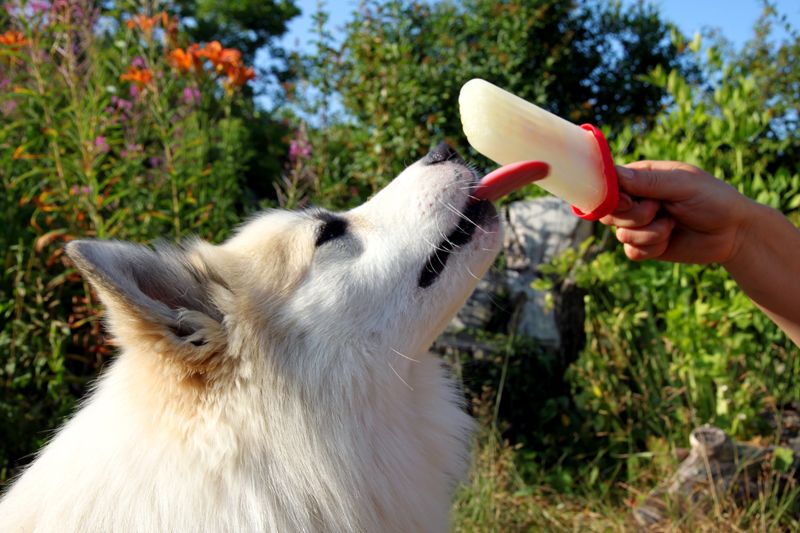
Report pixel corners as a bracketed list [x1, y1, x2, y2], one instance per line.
[126, 13, 159, 35]
[0, 30, 28, 47]
[168, 48, 194, 72]
[219, 48, 242, 70]
[120, 66, 153, 87]
[198, 42, 248, 80]
[187, 43, 205, 70]
[195, 41, 223, 64]
[226, 66, 255, 88]
[161, 12, 179, 46]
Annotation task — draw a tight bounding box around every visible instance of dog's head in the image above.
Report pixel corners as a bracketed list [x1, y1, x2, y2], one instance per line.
[66, 143, 501, 382]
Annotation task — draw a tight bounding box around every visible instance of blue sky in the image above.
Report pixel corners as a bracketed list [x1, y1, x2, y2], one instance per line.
[278, 0, 800, 52]
[654, 0, 799, 47]
[260, 0, 798, 110]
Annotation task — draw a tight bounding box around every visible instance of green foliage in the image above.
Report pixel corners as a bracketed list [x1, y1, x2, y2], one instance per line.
[537, 34, 800, 485]
[286, 0, 686, 209]
[2, 0, 800, 527]
[0, 0, 284, 482]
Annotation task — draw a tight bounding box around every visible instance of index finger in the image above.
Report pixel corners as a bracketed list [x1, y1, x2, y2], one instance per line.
[616, 161, 703, 202]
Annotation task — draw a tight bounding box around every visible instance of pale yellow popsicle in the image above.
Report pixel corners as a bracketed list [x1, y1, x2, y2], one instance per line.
[459, 78, 606, 214]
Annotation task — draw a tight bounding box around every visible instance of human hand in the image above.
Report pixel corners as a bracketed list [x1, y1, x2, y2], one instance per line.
[600, 161, 755, 265]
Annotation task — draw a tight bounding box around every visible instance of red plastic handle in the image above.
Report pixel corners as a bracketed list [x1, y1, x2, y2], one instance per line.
[571, 124, 619, 221]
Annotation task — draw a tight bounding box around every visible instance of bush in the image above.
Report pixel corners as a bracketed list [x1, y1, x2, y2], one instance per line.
[536, 37, 800, 485]
[282, 0, 686, 210]
[0, 2, 261, 481]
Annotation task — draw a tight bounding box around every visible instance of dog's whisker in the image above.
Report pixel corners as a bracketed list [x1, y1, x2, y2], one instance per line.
[440, 199, 490, 234]
[391, 347, 420, 363]
[436, 228, 460, 250]
[422, 234, 452, 254]
[432, 217, 461, 251]
[438, 199, 466, 219]
[464, 265, 482, 282]
[388, 361, 414, 391]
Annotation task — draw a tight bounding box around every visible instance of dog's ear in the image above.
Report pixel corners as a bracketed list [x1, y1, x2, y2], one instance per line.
[65, 239, 228, 361]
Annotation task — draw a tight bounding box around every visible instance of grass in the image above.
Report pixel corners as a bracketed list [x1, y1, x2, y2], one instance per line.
[451, 389, 800, 532]
[452, 428, 800, 532]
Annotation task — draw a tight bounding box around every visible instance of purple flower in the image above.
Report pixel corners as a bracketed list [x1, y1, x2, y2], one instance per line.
[1, 99, 17, 116]
[129, 84, 141, 99]
[94, 135, 109, 154]
[289, 139, 311, 162]
[120, 143, 142, 159]
[3, 2, 19, 18]
[182, 86, 201, 106]
[148, 156, 162, 168]
[111, 95, 133, 113]
[30, 1, 50, 14]
[131, 56, 146, 68]
[70, 185, 92, 195]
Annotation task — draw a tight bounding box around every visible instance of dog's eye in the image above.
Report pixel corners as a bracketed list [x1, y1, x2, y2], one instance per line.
[315, 218, 348, 247]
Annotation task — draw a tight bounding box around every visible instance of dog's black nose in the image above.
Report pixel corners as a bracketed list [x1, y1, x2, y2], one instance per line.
[423, 142, 463, 165]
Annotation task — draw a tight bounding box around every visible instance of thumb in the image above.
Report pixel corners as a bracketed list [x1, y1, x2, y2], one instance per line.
[616, 161, 699, 201]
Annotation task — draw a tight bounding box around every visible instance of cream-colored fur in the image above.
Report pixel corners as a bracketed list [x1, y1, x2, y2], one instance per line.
[0, 147, 502, 532]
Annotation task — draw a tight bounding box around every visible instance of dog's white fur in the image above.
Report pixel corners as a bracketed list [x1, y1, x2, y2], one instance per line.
[0, 151, 502, 532]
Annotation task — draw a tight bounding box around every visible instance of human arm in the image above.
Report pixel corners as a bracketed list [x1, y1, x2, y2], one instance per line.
[599, 160, 800, 346]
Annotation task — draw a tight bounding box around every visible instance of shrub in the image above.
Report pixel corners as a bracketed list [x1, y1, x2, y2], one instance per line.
[284, 0, 687, 210]
[537, 37, 800, 483]
[0, 1, 259, 481]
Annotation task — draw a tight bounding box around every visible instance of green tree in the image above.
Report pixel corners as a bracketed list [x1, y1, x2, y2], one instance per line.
[289, 0, 689, 210]
[543, 33, 800, 478]
[731, 3, 800, 206]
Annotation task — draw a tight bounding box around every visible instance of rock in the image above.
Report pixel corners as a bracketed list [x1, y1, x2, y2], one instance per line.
[762, 401, 800, 455]
[503, 197, 593, 345]
[447, 270, 503, 332]
[447, 197, 592, 349]
[634, 425, 799, 528]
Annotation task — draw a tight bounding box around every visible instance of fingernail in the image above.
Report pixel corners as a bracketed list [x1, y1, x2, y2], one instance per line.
[616, 193, 633, 212]
[616, 166, 634, 181]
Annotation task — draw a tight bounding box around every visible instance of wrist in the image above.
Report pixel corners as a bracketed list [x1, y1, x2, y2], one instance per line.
[721, 200, 777, 271]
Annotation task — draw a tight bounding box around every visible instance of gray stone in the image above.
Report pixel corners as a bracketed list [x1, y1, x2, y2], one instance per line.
[448, 197, 592, 349]
[447, 270, 502, 332]
[503, 198, 592, 345]
[634, 425, 799, 528]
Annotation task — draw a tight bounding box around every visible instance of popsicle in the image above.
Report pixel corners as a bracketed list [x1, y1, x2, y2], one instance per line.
[460, 78, 618, 220]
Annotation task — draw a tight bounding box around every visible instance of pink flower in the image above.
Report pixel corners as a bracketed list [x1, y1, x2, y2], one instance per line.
[120, 143, 142, 159]
[30, 1, 50, 14]
[70, 185, 91, 195]
[182, 86, 200, 106]
[289, 138, 311, 162]
[1, 99, 17, 116]
[110, 95, 133, 113]
[131, 56, 146, 68]
[94, 136, 109, 153]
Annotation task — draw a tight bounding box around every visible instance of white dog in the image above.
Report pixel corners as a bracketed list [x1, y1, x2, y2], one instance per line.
[0, 143, 504, 532]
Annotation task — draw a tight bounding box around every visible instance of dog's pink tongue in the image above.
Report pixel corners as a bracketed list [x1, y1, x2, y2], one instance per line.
[473, 160, 550, 202]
